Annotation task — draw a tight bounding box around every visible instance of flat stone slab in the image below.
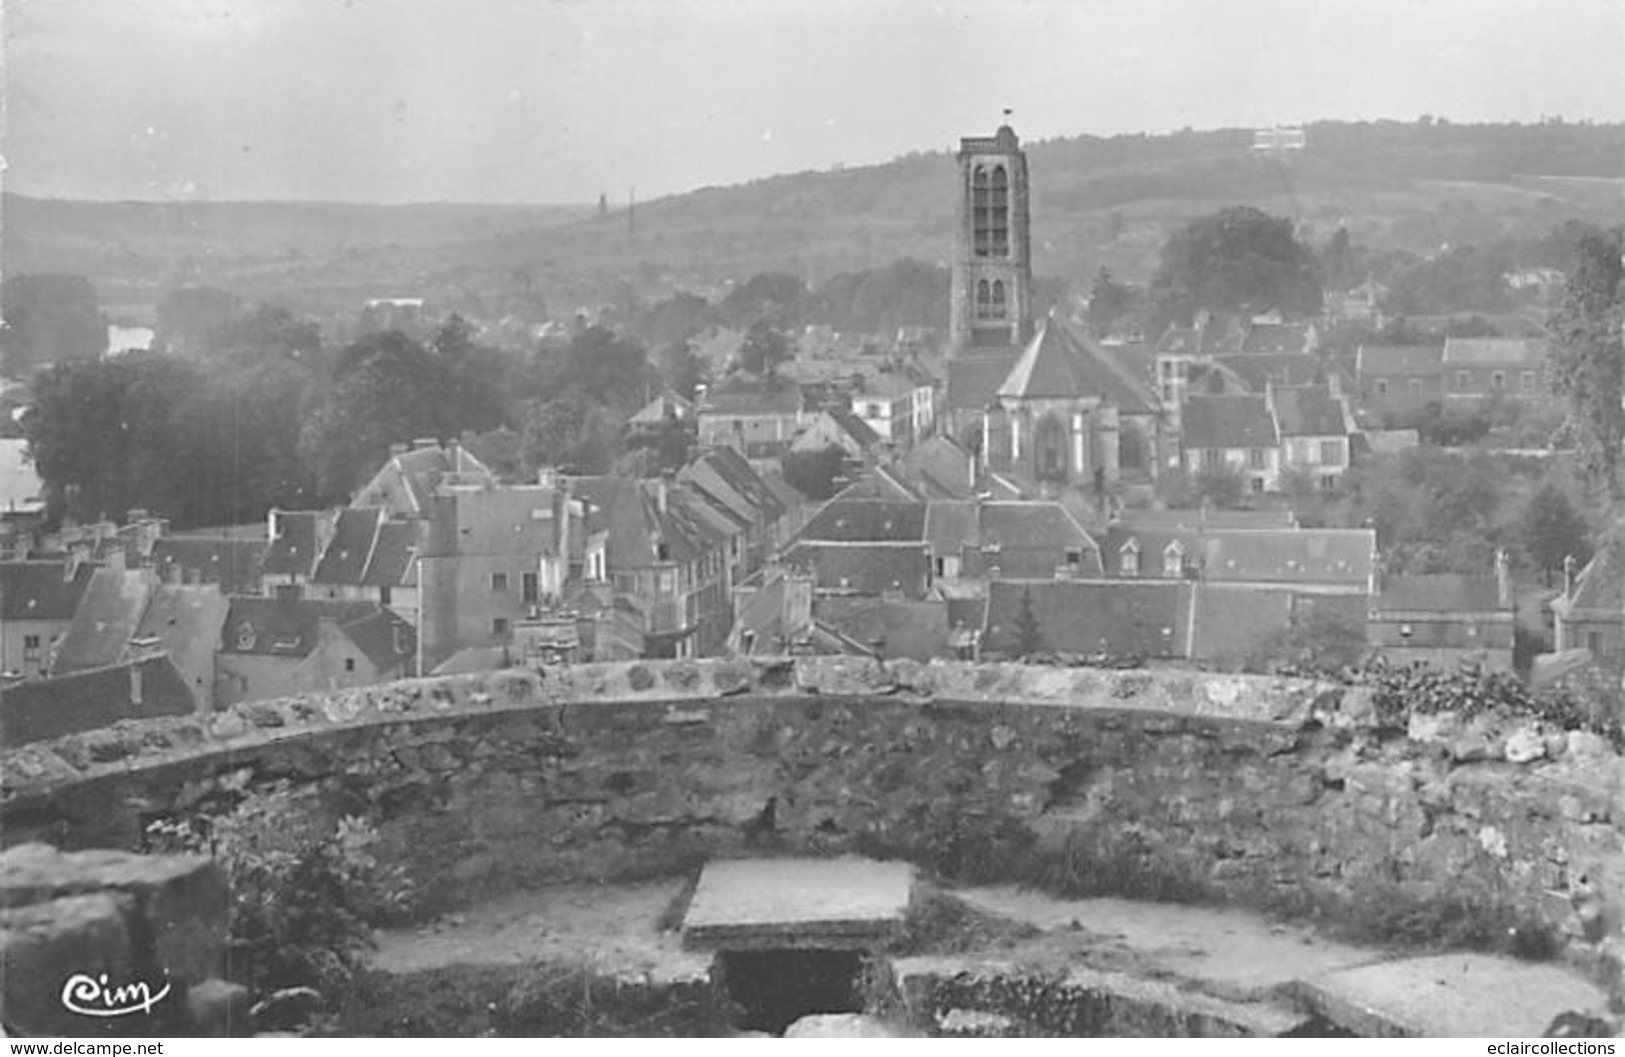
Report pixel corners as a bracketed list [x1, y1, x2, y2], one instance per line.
[682, 857, 914, 950]
[1295, 952, 1613, 1037]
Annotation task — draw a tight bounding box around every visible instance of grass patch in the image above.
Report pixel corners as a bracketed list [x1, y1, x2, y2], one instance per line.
[887, 886, 1040, 957]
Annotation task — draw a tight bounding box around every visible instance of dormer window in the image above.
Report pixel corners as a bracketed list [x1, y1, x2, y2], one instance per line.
[236, 622, 257, 651]
[1119, 539, 1141, 577]
[1162, 542, 1185, 578]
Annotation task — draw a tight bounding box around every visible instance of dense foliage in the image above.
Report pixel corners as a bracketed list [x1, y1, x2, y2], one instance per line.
[1146, 207, 1324, 332]
[0, 274, 107, 375]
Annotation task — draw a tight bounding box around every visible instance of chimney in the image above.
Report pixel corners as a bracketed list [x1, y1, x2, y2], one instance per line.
[413, 437, 438, 451]
[129, 662, 143, 707]
[1326, 371, 1343, 399]
[1495, 548, 1512, 608]
[557, 478, 573, 588]
[1563, 554, 1578, 599]
[389, 442, 409, 456]
[656, 478, 669, 515]
[537, 466, 558, 489]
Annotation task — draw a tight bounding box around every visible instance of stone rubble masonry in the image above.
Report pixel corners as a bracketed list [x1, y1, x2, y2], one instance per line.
[0, 843, 242, 1036]
[1, 657, 1620, 1009]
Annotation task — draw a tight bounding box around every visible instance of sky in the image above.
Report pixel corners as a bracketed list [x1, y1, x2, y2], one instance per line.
[5, 0, 1625, 205]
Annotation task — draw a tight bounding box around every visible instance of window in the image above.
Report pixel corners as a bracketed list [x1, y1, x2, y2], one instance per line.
[972, 163, 1011, 258]
[1492, 371, 1506, 390]
[344, 657, 356, 673]
[1457, 370, 1470, 391]
[274, 584, 301, 600]
[1162, 544, 1183, 577]
[1204, 449, 1223, 470]
[378, 585, 392, 607]
[1375, 379, 1388, 396]
[22, 634, 40, 660]
[990, 280, 1007, 320]
[1320, 474, 1338, 491]
[1250, 478, 1265, 493]
[493, 617, 510, 637]
[1588, 631, 1601, 654]
[1521, 371, 1536, 392]
[522, 572, 539, 604]
[1119, 546, 1140, 577]
[1319, 438, 1345, 465]
[491, 572, 508, 593]
[1410, 378, 1423, 396]
[1248, 448, 1265, 470]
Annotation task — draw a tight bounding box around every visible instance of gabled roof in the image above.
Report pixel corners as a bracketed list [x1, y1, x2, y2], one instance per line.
[221, 597, 411, 668]
[1156, 326, 1202, 357]
[680, 446, 785, 527]
[312, 507, 383, 586]
[898, 435, 977, 499]
[1181, 395, 1279, 449]
[978, 502, 1101, 569]
[1441, 337, 1549, 367]
[1214, 353, 1320, 390]
[150, 537, 267, 594]
[360, 520, 424, 587]
[1, 655, 195, 747]
[702, 373, 803, 415]
[352, 443, 496, 518]
[0, 560, 97, 622]
[565, 477, 659, 569]
[784, 540, 931, 598]
[997, 316, 1158, 412]
[627, 391, 696, 427]
[1356, 344, 1443, 378]
[1188, 584, 1295, 661]
[1241, 322, 1313, 356]
[983, 579, 1191, 658]
[1113, 507, 1298, 530]
[826, 407, 883, 449]
[51, 565, 154, 674]
[1376, 574, 1506, 613]
[1104, 526, 1374, 587]
[813, 596, 950, 661]
[1272, 385, 1349, 437]
[262, 511, 322, 577]
[799, 498, 926, 542]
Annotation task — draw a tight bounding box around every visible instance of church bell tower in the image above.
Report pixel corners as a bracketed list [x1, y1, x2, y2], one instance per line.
[949, 124, 1033, 354]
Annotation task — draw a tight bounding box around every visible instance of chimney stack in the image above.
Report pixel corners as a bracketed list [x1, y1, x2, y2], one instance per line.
[1563, 554, 1578, 599]
[1495, 548, 1512, 608]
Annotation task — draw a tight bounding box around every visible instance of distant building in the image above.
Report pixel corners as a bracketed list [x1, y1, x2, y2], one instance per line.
[1356, 344, 1445, 420]
[1179, 394, 1282, 493]
[1552, 543, 1625, 661]
[1368, 553, 1515, 673]
[0, 559, 97, 681]
[216, 597, 415, 708]
[1440, 337, 1550, 402]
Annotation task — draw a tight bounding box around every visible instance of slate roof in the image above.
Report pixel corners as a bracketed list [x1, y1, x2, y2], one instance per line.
[1113, 508, 1298, 530]
[51, 566, 154, 674]
[1357, 344, 1443, 378]
[222, 597, 413, 670]
[680, 446, 784, 527]
[983, 579, 1191, 658]
[312, 507, 383, 585]
[1272, 385, 1349, 437]
[0, 560, 96, 622]
[360, 520, 423, 587]
[1214, 353, 1320, 390]
[569, 477, 659, 569]
[1375, 574, 1506, 613]
[150, 537, 268, 594]
[1, 655, 194, 747]
[978, 502, 1099, 563]
[1188, 584, 1294, 661]
[1156, 326, 1202, 357]
[947, 354, 1018, 411]
[703, 373, 803, 415]
[352, 443, 496, 517]
[924, 500, 978, 556]
[898, 435, 977, 499]
[262, 511, 321, 577]
[813, 596, 951, 661]
[784, 540, 931, 598]
[627, 391, 696, 427]
[997, 316, 1158, 412]
[826, 407, 883, 449]
[1104, 526, 1374, 587]
[1441, 337, 1549, 367]
[798, 498, 926, 542]
[1241, 322, 1313, 355]
[1180, 395, 1279, 449]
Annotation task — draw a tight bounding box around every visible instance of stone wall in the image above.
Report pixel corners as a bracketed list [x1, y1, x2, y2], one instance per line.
[2, 658, 1620, 997]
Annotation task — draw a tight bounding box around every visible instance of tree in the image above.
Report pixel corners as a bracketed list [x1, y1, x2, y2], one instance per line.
[1, 274, 107, 376]
[1519, 482, 1592, 585]
[654, 339, 709, 402]
[155, 286, 244, 357]
[720, 271, 808, 327]
[1546, 227, 1625, 497]
[549, 325, 656, 413]
[301, 331, 463, 501]
[737, 320, 791, 378]
[781, 445, 845, 500]
[517, 391, 619, 475]
[1086, 267, 1140, 338]
[1146, 207, 1323, 332]
[1012, 588, 1047, 659]
[1193, 462, 1248, 509]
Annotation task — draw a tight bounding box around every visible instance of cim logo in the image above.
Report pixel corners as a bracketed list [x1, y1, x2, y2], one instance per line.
[60, 972, 172, 1018]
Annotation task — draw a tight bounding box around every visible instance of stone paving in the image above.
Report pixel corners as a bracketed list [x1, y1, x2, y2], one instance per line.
[681, 856, 915, 950]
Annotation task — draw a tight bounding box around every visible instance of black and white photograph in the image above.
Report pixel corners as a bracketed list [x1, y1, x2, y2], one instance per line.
[0, 0, 1622, 1040]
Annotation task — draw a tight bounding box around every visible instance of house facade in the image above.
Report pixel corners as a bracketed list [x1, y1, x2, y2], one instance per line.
[1179, 395, 1282, 494]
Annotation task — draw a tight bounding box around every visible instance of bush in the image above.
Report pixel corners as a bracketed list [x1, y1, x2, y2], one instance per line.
[146, 787, 416, 1019]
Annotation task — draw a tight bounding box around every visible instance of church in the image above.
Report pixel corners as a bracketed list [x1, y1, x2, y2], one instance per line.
[944, 125, 1160, 490]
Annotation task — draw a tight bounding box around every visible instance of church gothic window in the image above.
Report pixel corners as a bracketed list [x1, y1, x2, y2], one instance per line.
[972, 164, 1011, 258]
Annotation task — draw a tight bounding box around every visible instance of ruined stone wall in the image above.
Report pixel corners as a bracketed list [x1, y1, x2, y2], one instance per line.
[3, 658, 1620, 987]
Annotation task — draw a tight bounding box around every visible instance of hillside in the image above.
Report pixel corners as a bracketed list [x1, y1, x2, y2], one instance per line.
[4, 119, 1622, 321]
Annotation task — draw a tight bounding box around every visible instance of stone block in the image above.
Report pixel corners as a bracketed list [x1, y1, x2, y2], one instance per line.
[1505, 727, 1547, 764]
[0, 892, 145, 1036]
[794, 656, 897, 697]
[184, 978, 251, 1037]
